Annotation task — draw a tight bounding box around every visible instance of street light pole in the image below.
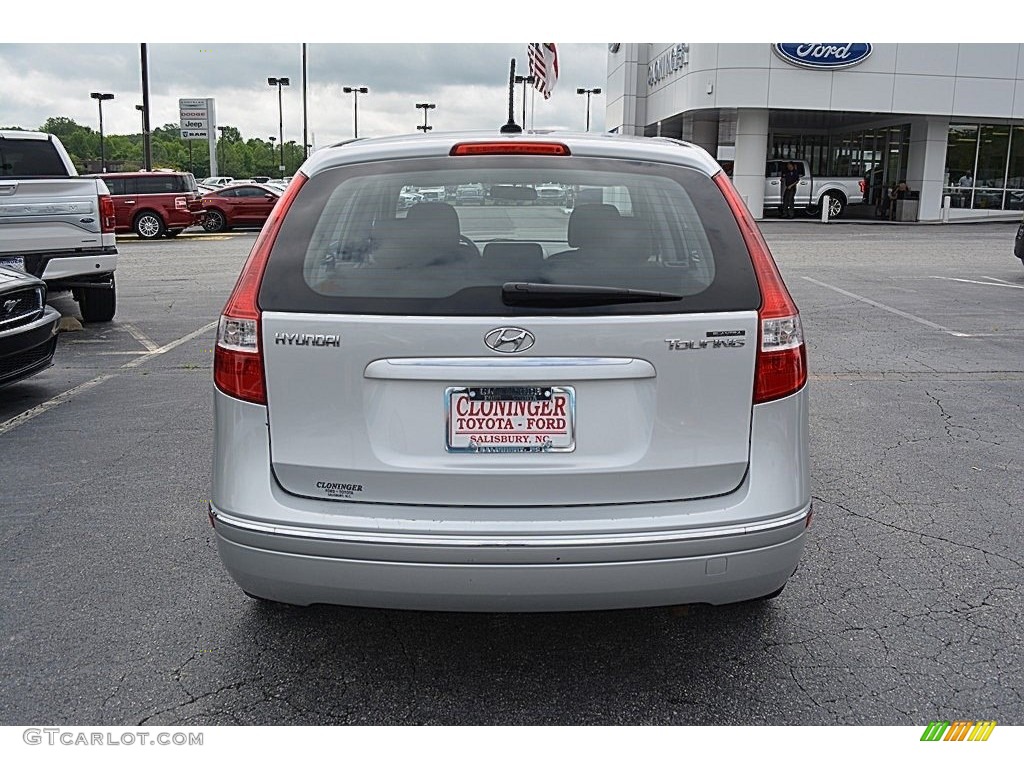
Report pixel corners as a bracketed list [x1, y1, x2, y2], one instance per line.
[514, 75, 535, 128]
[267, 76, 291, 174]
[415, 102, 435, 133]
[216, 125, 227, 175]
[576, 87, 602, 132]
[90, 92, 114, 172]
[343, 86, 368, 138]
[135, 104, 146, 169]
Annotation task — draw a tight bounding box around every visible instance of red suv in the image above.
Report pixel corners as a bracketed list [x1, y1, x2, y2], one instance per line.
[90, 171, 206, 239]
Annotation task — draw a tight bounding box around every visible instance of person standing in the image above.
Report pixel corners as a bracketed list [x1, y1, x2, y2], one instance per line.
[781, 161, 802, 218]
[957, 171, 974, 208]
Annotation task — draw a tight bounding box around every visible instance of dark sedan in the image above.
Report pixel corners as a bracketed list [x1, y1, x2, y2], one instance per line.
[201, 183, 281, 232]
[0, 266, 60, 387]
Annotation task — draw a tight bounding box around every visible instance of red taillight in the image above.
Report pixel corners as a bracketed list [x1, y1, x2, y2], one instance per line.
[450, 142, 570, 156]
[713, 171, 807, 404]
[859, 178, 867, 196]
[213, 172, 308, 405]
[98, 194, 116, 233]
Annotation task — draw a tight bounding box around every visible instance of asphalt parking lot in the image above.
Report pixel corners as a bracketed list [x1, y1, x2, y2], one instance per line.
[1, 221, 1022, 726]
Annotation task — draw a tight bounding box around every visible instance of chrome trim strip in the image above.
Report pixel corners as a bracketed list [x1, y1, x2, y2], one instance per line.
[365, 357, 655, 381]
[211, 505, 811, 548]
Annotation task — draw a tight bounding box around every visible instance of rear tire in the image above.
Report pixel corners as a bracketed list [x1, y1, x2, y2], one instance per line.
[134, 212, 165, 240]
[78, 279, 116, 323]
[203, 209, 226, 232]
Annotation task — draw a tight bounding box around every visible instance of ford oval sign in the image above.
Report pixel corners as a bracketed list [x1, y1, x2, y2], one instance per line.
[773, 43, 872, 70]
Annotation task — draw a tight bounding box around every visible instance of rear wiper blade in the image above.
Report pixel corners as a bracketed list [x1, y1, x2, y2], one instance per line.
[502, 282, 684, 307]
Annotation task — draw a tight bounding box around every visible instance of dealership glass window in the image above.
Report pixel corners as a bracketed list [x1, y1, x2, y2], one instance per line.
[944, 125, 979, 208]
[1006, 126, 1024, 211]
[973, 125, 1010, 209]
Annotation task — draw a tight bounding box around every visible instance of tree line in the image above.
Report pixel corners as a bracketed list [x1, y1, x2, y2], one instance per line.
[3, 117, 306, 178]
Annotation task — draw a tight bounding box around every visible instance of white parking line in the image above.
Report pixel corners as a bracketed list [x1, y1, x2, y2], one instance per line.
[928, 276, 1024, 290]
[121, 323, 161, 352]
[0, 374, 116, 437]
[980, 275, 1024, 288]
[0, 320, 218, 436]
[800, 277, 972, 337]
[120, 321, 217, 369]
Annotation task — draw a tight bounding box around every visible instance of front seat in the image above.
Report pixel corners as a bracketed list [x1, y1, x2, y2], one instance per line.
[403, 202, 479, 266]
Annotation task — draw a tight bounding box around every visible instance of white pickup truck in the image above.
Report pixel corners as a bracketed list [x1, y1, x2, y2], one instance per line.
[0, 130, 118, 322]
[763, 159, 866, 219]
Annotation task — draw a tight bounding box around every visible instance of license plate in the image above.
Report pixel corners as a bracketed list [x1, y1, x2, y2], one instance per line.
[0, 256, 25, 271]
[446, 385, 575, 453]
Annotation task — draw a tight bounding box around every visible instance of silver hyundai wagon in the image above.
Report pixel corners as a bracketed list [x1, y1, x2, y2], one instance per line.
[211, 131, 810, 611]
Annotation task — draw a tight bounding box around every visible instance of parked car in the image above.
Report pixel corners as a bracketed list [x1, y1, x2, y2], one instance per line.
[201, 183, 281, 232]
[90, 171, 205, 239]
[764, 159, 866, 218]
[417, 186, 446, 202]
[454, 183, 485, 205]
[534, 183, 567, 206]
[201, 176, 234, 187]
[397, 189, 423, 209]
[0, 266, 60, 387]
[1015, 217, 1024, 264]
[211, 131, 811, 611]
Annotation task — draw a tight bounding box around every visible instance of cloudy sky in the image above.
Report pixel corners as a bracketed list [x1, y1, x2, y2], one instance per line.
[0, 42, 609, 148]
[0, 7, 1000, 149]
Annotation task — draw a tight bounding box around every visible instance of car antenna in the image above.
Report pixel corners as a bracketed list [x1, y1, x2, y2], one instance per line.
[500, 58, 523, 134]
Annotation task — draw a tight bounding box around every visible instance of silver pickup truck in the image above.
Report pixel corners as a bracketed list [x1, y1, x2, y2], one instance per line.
[0, 130, 118, 322]
[763, 159, 866, 219]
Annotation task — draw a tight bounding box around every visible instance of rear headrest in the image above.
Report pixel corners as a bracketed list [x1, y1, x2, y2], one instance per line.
[567, 204, 622, 248]
[405, 202, 461, 247]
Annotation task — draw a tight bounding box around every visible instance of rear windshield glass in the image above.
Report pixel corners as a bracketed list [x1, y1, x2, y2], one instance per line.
[0, 138, 69, 177]
[260, 156, 760, 316]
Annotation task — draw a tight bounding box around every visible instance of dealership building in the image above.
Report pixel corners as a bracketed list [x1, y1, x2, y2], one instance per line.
[606, 44, 1024, 221]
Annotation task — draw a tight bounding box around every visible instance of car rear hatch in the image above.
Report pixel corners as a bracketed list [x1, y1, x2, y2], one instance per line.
[217, 141, 804, 508]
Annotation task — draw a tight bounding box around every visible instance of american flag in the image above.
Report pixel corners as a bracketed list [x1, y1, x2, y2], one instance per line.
[528, 43, 559, 100]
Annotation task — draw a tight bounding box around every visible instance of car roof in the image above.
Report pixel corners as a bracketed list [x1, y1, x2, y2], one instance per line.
[299, 130, 721, 178]
[0, 130, 52, 141]
[206, 182, 280, 193]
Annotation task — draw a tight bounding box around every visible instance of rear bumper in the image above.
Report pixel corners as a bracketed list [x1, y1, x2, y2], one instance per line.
[40, 253, 117, 282]
[211, 387, 811, 611]
[213, 510, 808, 611]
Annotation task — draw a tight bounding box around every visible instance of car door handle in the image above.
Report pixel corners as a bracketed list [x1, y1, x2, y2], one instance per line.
[769, 180, 779, 185]
[124, 200, 136, 204]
